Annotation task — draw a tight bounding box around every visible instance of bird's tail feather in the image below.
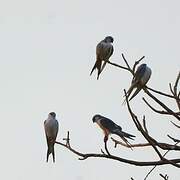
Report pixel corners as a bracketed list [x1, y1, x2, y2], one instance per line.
[114, 131, 134, 150]
[128, 87, 142, 101]
[114, 130, 135, 140]
[122, 84, 135, 105]
[90, 63, 97, 76]
[126, 84, 135, 97]
[121, 131, 135, 140]
[52, 146, 55, 163]
[114, 130, 133, 149]
[121, 136, 133, 150]
[100, 61, 107, 74]
[46, 148, 50, 162]
[90, 59, 102, 80]
[114, 130, 135, 149]
[46, 144, 55, 163]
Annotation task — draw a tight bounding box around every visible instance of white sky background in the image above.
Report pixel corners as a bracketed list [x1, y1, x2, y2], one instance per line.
[0, 0, 180, 179]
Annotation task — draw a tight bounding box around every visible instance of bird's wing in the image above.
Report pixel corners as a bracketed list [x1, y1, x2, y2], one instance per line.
[54, 120, 59, 140]
[96, 42, 113, 61]
[100, 117, 135, 139]
[104, 44, 114, 60]
[44, 120, 50, 146]
[126, 65, 146, 98]
[100, 45, 113, 72]
[100, 116, 121, 133]
[133, 64, 147, 83]
[140, 66, 152, 85]
[96, 41, 104, 56]
[128, 65, 151, 101]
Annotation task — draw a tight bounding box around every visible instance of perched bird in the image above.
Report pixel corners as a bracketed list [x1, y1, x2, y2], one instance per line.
[92, 114, 135, 147]
[90, 36, 114, 80]
[125, 63, 152, 101]
[44, 112, 59, 163]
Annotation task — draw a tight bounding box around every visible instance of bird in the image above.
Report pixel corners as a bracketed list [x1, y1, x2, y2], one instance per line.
[125, 63, 152, 102]
[90, 36, 114, 80]
[92, 114, 135, 147]
[44, 112, 59, 163]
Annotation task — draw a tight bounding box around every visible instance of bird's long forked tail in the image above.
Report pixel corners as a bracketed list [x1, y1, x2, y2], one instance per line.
[100, 61, 107, 75]
[121, 131, 135, 140]
[90, 59, 102, 80]
[90, 63, 97, 76]
[122, 84, 135, 105]
[122, 81, 141, 105]
[128, 87, 142, 101]
[46, 143, 55, 163]
[114, 130, 135, 150]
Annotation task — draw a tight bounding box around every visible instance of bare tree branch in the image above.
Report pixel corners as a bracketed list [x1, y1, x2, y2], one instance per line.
[170, 121, 180, 129]
[52, 54, 180, 179]
[143, 98, 180, 115]
[106, 60, 129, 72]
[143, 116, 149, 134]
[144, 142, 179, 180]
[125, 90, 180, 168]
[159, 174, 169, 180]
[111, 137, 151, 148]
[132, 55, 145, 73]
[143, 88, 180, 121]
[147, 86, 177, 99]
[106, 53, 145, 76]
[111, 137, 180, 151]
[124, 90, 165, 160]
[121, 53, 132, 73]
[170, 71, 180, 111]
[168, 135, 180, 143]
[55, 138, 180, 166]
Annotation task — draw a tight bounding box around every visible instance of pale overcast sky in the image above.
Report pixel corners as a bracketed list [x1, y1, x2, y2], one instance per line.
[0, 0, 180, 179]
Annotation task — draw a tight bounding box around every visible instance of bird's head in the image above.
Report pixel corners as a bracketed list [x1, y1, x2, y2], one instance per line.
[49, 112, 56, 118]
[104, 36, 114, 43]
[92, 114, 101, 123]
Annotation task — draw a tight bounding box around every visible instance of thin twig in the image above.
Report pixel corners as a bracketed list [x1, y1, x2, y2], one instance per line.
[147, 86, 177, 99]
[63, 131, 71, 147]
[125, 90, 180, 168]
[111, 136, 180, 150]
[144, 142, 179, 180]
[171, 121, 180, 128]
[144, 88, 180, 121]
[173, 72, 180, 110]
[125, 90, 164, 160]
[143, 116, 148, 134]
[111, 138, 151, 148]
[106, 61, 129, 71]
[121, 53, 133, 74]
[143, 98, 180, 115]
[159, 174, 169, 180]
[168, 135, 180, 143]
[132, 56, 145, 73]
